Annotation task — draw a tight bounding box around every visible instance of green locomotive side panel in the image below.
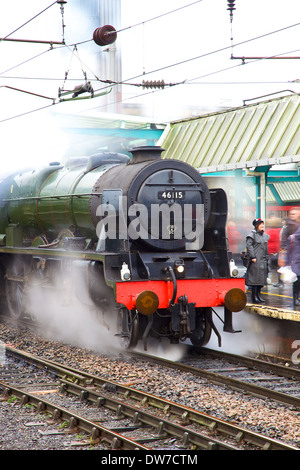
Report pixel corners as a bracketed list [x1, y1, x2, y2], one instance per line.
[36, 166, 108, 238]
[36, 167, 81, 236]
[6, 224, 23, 247]
[0, 161, 113, 245]
[8, 166, 61, 227]
[0, 165, 62, 240]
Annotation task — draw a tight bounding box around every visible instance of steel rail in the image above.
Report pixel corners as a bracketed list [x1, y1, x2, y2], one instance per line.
[0, 379, 148, 450]
[1, 348, 239, 451]
[198, 347, 300, 380]
[59, 379, 240, 450]
[129, 350, 300, 410]
[4, 346, 298, 450]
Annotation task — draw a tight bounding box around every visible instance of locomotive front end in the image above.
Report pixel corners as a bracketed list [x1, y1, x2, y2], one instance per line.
[94, 147, 246, 350]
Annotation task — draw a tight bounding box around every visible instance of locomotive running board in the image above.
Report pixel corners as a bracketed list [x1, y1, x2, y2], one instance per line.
[0, 246, 107, 261]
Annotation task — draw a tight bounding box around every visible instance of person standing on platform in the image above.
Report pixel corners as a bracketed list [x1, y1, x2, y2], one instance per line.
[227, 220, 243, 255]
[245, 218, 270, 303]
[266, 216, 282, 287]
[280, 207, 300, 250]
[286, 221, 300, 307]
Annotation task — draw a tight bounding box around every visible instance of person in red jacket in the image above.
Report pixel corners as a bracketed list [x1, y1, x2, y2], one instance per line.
[227, 220, 243, 254]
[267, 220, 281, 253]
[265, 216, 282, 286]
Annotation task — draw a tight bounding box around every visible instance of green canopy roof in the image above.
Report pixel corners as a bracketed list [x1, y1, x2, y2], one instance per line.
[159, 93, 300, 173]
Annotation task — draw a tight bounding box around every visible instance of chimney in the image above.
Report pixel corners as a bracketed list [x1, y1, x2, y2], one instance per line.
[129, 146, 163, 164]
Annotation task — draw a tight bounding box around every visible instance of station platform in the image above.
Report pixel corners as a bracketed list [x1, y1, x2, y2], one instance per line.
[243, 280, 300, 358]
[245, 283, 300, 322]
[233, 262, 300, 321]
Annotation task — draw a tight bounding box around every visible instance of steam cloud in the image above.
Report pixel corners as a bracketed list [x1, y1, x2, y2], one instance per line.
[25, 264, 120, 353]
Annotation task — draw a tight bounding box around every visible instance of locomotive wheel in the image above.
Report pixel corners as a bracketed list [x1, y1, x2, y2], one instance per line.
[190, 307, 212, 349]
[57, 229, 74, 247]
[31, 234, 48, 247]
[5, 258, 29, 320]
[117, 308, 139, 349]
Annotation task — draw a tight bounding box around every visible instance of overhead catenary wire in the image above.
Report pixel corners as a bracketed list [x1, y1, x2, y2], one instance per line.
[0, 103, 55, 123]
[226, 0, 236, 55]
[184, 47, 300, 86]
[2, 1, 58, 40]
[0, 85, 56, 102]
[1, 75, 297, 86]
[4, 22, 300, 87]
[102, 0, 205, 37]
[2, 0, 298, 80]
[2, 26, 300, 122]
[86, 46, 300, 113]
[90, 21, 300, 96]
[1, 3, 300, 84]
[3, 45, 300, 86]
[1, 1, 206, 84]
[0, 48, 53, 77]
[1, 1, 66, 45]
[1, 2, 300, 122]
[0, 1, 204, 49]
[226, 0, 300, 61]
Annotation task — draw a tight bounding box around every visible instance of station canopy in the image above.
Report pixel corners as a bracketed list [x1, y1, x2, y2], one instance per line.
[55, 111, 165, 157]
[159, 93, 300, 209]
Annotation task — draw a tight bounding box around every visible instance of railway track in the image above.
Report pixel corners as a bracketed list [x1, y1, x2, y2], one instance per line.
[128, 347, 300, 410]
[0, 345, 298, 451]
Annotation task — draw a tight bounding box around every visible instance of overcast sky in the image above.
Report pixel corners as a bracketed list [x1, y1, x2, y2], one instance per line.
[121, 0, 300, 115]
[0, 0, 300, 171]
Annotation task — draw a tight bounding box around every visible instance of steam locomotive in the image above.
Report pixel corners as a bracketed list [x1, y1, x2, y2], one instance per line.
[0, 146, 246, 350]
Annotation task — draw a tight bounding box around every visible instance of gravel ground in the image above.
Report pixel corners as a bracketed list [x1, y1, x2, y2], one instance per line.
[1, 319, 300, 450]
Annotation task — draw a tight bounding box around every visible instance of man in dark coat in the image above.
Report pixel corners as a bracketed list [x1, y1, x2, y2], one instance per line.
[286, 225, 300, 307]
[280, 207, 300, 250]
[246, 218, 270, 303]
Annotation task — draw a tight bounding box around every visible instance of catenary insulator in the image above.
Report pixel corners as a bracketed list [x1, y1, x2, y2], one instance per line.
[227, 0, 236, 12]
[142, 80, 165, 89]
[93, 25, 117, 46]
